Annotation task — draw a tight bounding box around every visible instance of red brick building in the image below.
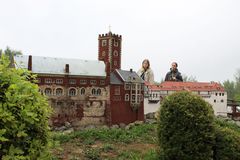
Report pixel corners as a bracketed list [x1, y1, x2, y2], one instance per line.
[14, 31, 144, 127]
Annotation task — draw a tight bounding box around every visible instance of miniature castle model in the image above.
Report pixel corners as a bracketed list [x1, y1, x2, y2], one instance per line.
[14, 31, 145, 127]
[144, 81, 228, 116]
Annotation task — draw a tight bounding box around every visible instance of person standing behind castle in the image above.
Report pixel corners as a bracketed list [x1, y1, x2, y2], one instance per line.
[165, 62, 183, 82]
[137, 59, 154, 84]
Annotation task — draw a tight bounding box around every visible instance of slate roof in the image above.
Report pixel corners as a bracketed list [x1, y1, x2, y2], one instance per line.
[110, 69, 144, 84]
[14, 55, 106, 77]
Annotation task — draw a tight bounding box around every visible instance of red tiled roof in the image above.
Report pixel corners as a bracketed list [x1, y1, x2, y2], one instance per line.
[146, 81, 225, 92]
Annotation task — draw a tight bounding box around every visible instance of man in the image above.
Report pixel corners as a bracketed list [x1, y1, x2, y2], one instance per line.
[165, 62, 183, 82]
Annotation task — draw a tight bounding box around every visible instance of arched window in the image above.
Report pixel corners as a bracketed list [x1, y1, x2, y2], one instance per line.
[113, 50, 118, 56]
[69, 88, 76, 96]
[96, 89, 101, 95]
[56, 88, 63, 96]
[80, 88, 85, 95]
[92, 88, 96, 95]
[45, 88, 52, 96]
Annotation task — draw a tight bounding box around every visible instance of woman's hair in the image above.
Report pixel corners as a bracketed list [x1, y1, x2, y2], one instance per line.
[142, 59, 150, 69]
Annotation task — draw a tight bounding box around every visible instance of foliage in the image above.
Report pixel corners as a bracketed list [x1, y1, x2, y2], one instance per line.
[182, 74, 197, 82]
[84, 148, 101, 160]
[53, 123, 157, 144]
[213, 118, 240, 160]
[214, 126, 240, 160]
[0, 55, 52, 159]
[223, 80, 235, 100]
[2, 46, 22, 58]
[157, 91, 215, 160]
[223, 69, 240, 101]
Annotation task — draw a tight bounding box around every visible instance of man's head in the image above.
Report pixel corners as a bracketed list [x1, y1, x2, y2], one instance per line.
[142, 59, 150, 70]
[171, 62, 178, 71]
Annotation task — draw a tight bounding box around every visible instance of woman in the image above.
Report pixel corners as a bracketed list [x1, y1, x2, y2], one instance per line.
[137, 59, 154, 84]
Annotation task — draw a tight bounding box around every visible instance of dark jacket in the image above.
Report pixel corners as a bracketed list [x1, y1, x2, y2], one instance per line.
[165, 68, 183, 82]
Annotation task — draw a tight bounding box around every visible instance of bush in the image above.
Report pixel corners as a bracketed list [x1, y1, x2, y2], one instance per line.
[0, 55, 52, 159]
[213, 118, 240, 160]
[157, 91, 215, 160]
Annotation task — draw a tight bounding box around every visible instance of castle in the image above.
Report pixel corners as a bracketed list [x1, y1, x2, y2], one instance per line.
[14, 31, 144, 127]
[14, 31, 229, 127]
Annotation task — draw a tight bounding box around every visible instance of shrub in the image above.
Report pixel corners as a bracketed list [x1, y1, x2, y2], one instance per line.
[213, 118, 240, 160]
[157, 91, 215, 160]
[0, 55, 52, 159]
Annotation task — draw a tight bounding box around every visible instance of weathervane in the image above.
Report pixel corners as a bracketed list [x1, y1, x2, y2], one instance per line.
[109, 25, 111, 32]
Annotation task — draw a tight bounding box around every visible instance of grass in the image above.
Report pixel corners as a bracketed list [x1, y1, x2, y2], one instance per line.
[52, 123, 157, 144]
[51, 119, 240, 159]
[51, 123, 158, 159]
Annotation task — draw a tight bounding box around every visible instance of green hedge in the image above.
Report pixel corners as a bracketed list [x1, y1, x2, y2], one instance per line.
[213, 118, 240, 160]
[0, 55, 52, 159]
[157, 91, 215, 160]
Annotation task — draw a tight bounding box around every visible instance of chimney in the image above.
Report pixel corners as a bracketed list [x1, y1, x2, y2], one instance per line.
[65, 64, 69, 73]
[130, 68, 133, 72]
[28, 55, 32, 71]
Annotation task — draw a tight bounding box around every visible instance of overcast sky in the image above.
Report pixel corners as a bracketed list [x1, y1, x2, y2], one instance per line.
[1, 0, 240, 83]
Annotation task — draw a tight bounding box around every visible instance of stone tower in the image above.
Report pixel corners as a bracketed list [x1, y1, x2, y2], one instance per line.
[98, 31, 122, 75]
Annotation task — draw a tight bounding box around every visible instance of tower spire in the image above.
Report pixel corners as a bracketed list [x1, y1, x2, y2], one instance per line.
[108, 25, 111, 33]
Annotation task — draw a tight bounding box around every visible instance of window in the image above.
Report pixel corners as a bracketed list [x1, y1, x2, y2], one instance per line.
[80, 88, 85, 95]
[137, 95, 141, 103]
[69, 88, 76, 96]
[132, 95, 136, 102]
[222, 93, 224, 96]
[96, 89, 101, 95]
[80, 79, 87, 84]
[214, 99, 216, 103]
[102, 51, 106, 57]
[92, 88, 96, 95]
[221, 99, 224, 103]
[100, 80, 105, 85]
[125, 83, 130, 90]
[114, 40, 118, 47]
[114, 86, 120, 95]
[125, 94, 129, 101]
[219, 93, 221, 96]
[45, 88, 52, 96]
[56, 79, 63, 84]
[56, 88, 63, 96]
[113, 50, 118, 56]
[45, 78, 52, 84]
[70, 102, 75, 106]
[90, 80, 97, 85]
[102, 40, 107, 46]
[114, 61, 117, 66]
[215, 93, 218, 96]
[69, 79, 76, 84]
[132, 84, 136, 90]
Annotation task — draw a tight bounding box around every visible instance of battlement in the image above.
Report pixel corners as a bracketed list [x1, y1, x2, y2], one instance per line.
[98, 32, 122, 39]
